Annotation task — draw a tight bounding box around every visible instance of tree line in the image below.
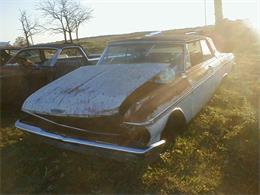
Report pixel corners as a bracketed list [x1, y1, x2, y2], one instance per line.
[17, 0, 92, 47]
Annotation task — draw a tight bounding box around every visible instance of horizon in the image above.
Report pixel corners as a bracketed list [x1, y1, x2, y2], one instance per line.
[0, 0, 259, 44]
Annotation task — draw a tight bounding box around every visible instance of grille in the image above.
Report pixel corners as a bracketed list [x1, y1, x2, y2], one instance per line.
[21, 113, 149, 148]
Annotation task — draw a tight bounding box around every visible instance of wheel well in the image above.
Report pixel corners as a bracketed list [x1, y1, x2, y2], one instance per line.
[161, 109, 187, 141]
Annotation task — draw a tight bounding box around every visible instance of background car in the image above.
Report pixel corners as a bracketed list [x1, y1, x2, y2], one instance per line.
[0, 44, 99, 109]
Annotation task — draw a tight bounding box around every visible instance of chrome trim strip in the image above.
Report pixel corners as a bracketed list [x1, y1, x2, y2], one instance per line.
[23, 110, 119, 136]
[124, 60, 225, 126]
[15, 120, 165, 155]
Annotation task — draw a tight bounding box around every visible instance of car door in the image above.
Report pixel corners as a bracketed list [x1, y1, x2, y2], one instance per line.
[27, 49, 56, 93]
[185, 39, 221, 117]
[14, 49, 46, 94]
[54, 47, 88, 79]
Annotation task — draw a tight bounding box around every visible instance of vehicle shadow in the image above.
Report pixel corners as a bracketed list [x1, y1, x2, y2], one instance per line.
[1, 136, 152, 194]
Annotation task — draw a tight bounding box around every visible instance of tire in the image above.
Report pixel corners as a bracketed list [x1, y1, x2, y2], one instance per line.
[161, 111, 187, 147]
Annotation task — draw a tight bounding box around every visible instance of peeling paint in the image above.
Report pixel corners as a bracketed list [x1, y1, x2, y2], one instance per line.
[22, 63, 168, 117]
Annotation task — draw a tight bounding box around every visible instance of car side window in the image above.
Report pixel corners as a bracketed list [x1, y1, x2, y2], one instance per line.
[43, 49, 57, 60]
[56, 48, 87, 67]
[187, 41, 203, 67]
[58, 48, 84, 59]
[9, 49, 42, 66]
[200, 39, 213, 61]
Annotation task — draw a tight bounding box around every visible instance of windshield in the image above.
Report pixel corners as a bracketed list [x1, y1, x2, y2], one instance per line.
[98, 42, 184, 66]
[7, 49, 57, 67]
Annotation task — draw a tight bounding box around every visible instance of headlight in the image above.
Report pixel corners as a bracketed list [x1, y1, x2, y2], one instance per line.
[121, 124, 150, 148]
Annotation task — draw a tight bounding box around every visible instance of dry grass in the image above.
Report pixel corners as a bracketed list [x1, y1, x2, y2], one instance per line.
[0, 53, 259, 194]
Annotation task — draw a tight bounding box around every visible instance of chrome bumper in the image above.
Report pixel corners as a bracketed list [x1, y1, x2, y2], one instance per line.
[15, 120, 165, 160]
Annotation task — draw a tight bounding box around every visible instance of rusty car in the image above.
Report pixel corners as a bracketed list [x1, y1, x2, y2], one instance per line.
[0, 44, 99, 109]
[16, 35, 234, 160]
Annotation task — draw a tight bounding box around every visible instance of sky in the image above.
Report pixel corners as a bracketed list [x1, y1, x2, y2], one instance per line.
[0, 0, 259, 44]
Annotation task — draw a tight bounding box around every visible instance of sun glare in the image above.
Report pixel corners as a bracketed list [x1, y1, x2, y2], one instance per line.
[223, 0, 260, 31]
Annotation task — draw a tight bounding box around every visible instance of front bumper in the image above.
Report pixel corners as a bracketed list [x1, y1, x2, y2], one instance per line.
[15, 120, 165, 161]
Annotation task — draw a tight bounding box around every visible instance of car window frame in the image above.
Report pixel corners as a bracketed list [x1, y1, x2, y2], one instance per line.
[41, 49, 58, 61]
[58, 47, 86, 60]
[51, 46, 88, 68]
[30, 48, 59, 67]
[200, 39, 214, 61]
[185, 39, 215, 70]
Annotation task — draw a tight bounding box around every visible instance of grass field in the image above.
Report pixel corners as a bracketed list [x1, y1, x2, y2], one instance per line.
[0, 52, 259, 194]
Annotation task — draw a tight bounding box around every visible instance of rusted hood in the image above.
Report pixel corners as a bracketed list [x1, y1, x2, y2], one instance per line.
[22, 63, 168, 117]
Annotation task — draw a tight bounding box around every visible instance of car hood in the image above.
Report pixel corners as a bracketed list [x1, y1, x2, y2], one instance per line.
[22, 63, 168, 117]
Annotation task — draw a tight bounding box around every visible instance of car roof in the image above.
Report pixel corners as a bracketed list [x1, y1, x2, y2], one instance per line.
[109, 34, 207, 45]
[28, 43, 81, 49]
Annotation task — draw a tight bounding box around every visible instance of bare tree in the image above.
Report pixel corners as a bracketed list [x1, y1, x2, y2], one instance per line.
[19, 10, 39, 46]
[60, 0, 77, 43]
[38, 0, 92, 43]
[38, 0, 68, 42]
[72, 5, 93, 41]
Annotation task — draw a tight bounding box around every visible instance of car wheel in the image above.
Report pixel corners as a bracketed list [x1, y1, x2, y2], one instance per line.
[161, 111, 187, 148]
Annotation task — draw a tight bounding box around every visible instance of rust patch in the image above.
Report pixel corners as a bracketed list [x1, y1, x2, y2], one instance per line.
[123, 74, 192, 123]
